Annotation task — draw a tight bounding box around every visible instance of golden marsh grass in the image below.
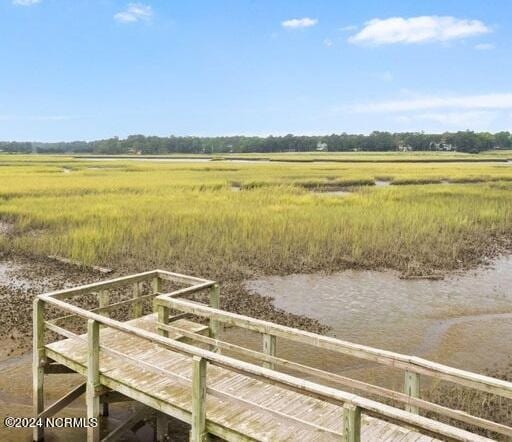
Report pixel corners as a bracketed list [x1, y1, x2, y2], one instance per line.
[0, 155, 511, 278]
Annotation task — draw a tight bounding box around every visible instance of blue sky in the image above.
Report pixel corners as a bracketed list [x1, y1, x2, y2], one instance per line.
[1, 0, 511, 141]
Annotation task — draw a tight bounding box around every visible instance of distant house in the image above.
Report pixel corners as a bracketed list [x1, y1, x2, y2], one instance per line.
[398, 144, 412, 152]
[429, 141, 455, 151]
[316, 142, 328, 152]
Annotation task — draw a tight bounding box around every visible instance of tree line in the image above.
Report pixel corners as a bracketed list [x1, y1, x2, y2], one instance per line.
[1, 131, 511, 154]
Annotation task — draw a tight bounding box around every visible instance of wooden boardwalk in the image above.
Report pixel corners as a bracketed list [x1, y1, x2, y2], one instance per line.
[33, 270, 512, 441]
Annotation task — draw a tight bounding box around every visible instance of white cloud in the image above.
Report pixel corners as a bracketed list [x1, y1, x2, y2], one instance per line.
[474, 43, 495, 50]
[323, 38, 333, 47]
[352, 93, 512, 113]
[114, 3, 153, 23]
[349, 16, 490, 45]
[12, 0, 40, 5]
[281, 17, 318, 29]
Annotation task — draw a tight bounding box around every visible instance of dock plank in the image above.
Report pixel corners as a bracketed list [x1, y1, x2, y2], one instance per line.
[46, 314, 439, 441]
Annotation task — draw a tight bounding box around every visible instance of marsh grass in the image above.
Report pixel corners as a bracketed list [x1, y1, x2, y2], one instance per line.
[0, 155, 511, 279]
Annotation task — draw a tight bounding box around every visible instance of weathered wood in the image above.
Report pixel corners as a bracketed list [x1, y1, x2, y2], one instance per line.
[45, 347, 258, 442]
[152, 276, 162, 293]
[342, 404, 361, 442]
[32, 298, 45, 442]
[262, 334, 276, 370]
[405, 371, 421, 414]
[44, 363, 76, 374]
[163, 281, 215, 300]
[102, 408, 148, 442]
[156, 321, 512, 437]
[87, 319, 100, 442]
[169, 312, 190, 323]
[100, 391, 132, 404]
[132, 282, 143, 318]
[47, 270, 159, 300]
[40, 294, 496, 442]
[157, 305, 170, 338]
[159, 297, 512, 399]
[208, 284, 221, 352]
[44, 339, 419, 442]
[38, 383, 86, 419]
[157, 269, 213, 285]
[98, 285, 109, 416]
[191, 356, 207, 442]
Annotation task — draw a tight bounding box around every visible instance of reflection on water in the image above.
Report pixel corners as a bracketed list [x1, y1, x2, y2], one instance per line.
[244, 255, 512, 377]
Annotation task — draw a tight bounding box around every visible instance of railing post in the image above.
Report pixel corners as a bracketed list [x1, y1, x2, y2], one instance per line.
[87, 319, 100, 442]
[190, 356, 207, 442]
[151, 275, 162, 299]
[208, 284, 221, 352]
[33, 298, 45, 442]
[131, 281, 143, 318]
[157, 304, 170, 338]
[342, 403, 361, 442]
[98, 290, 109, 318]
[404, 370, 420, 414]
[97, 288, 110, 415]
[262, 334, 276, 369]
[152, 276, 170, 338]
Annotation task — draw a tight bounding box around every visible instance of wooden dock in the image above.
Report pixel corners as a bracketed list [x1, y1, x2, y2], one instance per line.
[33, 270, 512, 441]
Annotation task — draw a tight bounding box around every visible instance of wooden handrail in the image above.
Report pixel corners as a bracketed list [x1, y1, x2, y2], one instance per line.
[157, 296, 512, 400]
[155, 320, 512, 437]
[37, 293, 493, 442]
[43, 269, 213, 300]
[44, 270, 159, 300]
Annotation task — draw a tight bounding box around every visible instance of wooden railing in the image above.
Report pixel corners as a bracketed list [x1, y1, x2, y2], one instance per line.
[34, 270, 511, 442]
[154, 288, 512, 440]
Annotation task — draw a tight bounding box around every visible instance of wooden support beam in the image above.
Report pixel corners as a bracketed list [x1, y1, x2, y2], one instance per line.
[342, 404, 361, 442]
[32, 298, 45, 442]
[404, 371, 421, 414]
[262, 334, 276, 370]
[38, 383, 86, 419]
[190, 356, 207, 442]
[44, 363, 76, 374]
[155, 413, 170, 442]
[87, 319, 100, 442]
[100, 391, 132, 404]
[208, 284, 221, 352]
[102, 408, 148, 442]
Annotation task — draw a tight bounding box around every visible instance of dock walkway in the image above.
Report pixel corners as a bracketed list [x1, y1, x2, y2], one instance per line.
[33, 270, 512, 441]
